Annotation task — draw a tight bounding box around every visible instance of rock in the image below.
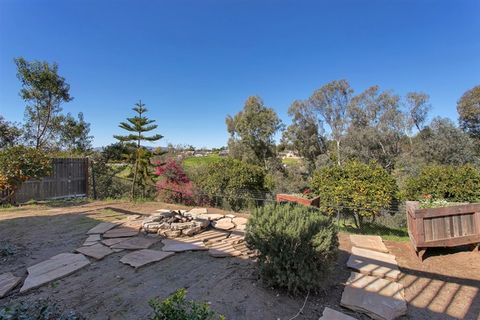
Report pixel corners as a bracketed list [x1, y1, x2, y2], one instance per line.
[225, 214, 236, 218]
[20, 253, 90, 293]
[341, 272, 406, 320]
[76, 243, 114, 260]
[162, 239, 208, 252]
[0, 272, 22, 298]
[143, 222, 167, 233]
[232, 217, 248, 225]
[87, 222, 118, 235]
[212, 218, 235, 230]
[120, 249, 175, 268]
[161, 230, 182, 238]
[101, 238, 126, 246]
[187, 208, 208, 217]
[194, 218, 210, 228]
[170, 221, 196, 230]
[349, 235, 389, 253]
[183, 226, 202, 236]
[103, 227, 139, 238]
[85, 234, 101, 242]
[235, 224, 247, 231]
[110, 237, 158, 250]
[190, 229, 230, 243]
[319, 307, 357, 320]
[196, 213, 225, 221]
[347, 247, 401, 281]
[155, 209, 171, 213]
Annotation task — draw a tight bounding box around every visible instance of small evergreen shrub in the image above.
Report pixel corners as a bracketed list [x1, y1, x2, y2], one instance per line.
[311, 161, 398, 228]
[246, 203, 338, 295]
[149, 288, 224, 320]
[405, 165, 480, 202]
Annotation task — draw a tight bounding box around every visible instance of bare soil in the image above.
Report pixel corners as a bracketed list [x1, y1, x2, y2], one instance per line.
[0, 201, 479, 319]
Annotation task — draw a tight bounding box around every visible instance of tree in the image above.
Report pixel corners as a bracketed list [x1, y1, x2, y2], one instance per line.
[311, 161, 398, 228]
[414, 117, 476, 166]
[457, 85, 480, 138]
[281, 100, 326, 172]
[114, 100, 163, 199]
[309, 80, 353, 165]
[0, 146, 52, 204]
[406, 92, 431, 132]
[0, 116, 23, 149]
[58, 112, 93, 154]
[226, 96, 283, 168]
[345, 86, 405, 170]
[15, 57, 73, 149]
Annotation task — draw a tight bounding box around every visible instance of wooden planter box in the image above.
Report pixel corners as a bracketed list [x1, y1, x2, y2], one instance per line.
[406, 201, 480, 260]
[276, 194, 320, 207]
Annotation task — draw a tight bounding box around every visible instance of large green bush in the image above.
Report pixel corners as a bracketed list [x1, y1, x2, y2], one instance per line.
[405, 164, 480, 202]
[0, 146, 52, 204]
[246, 203, 338, 295]
[194, 157, 270, 211]
[311, 161, 398, 228]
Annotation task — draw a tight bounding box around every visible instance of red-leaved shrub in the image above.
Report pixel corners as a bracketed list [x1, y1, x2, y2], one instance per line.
[155, 159, 195, 204]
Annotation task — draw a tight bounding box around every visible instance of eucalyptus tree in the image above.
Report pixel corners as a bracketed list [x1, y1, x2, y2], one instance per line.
[114, 100, 163, 198]
[457, 85, 480, 139]
[406, 92, 431, 132]
[281, 100, 327, 172]
[15, 57, 73, 149]
[309, 80, 353, 165]
[226, 96, 283, 169]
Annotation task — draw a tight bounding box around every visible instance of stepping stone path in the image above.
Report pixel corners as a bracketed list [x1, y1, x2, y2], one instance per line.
[341, 235, 406, 320]
[120, 249, 175, 268]
[0, 272, 22, 298]
[87, 222, 118, 234]
[341, 272, 407, 320]
[103, 227, 139, 238]
[102, 238, 126, 246]
[347, 247, 401, 281]
[161, 239, 208, 252]
[83, 234, 101, 246]
[319, 307, 357, 320]
[110, 237, 158, 250]
[349, 235, 389, 253]
[76, 243, 114, 260]
[20, 253, 90, 293]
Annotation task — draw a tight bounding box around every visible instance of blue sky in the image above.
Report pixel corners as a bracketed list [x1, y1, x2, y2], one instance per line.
[0, 0, 479, 148]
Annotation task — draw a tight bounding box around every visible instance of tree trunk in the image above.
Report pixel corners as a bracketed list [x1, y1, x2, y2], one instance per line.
[336, 139, 341, 166]
[131, 152, 139, 200]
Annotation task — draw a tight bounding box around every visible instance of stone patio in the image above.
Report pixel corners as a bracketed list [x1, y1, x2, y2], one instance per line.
[110, 236, 158, 250]
[20, 253, 91, 293]
[120, 249, 175, 268]
[76, 243, 114, 260]
[347, 247, 401, 281]
[349, 235, 389, 253]
[319, 307, 357, 320]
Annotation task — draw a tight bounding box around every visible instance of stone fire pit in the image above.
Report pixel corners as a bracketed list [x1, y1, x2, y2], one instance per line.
[141, 208, 247, 238]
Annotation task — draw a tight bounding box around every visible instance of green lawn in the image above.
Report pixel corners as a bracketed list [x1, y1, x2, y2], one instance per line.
[337, 220, 409, 242]
[281, 157, 303, 166]
[182, 154, 221, 171]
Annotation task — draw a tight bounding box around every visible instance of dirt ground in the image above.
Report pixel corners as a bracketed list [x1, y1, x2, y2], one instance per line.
[0, 201, 479, 320]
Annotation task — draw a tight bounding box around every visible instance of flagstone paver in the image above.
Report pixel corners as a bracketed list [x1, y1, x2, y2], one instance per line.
[20, 253, 90, 293]
[349, 235, 389, 253]
[187, 208, 208, 216]
[102, 238, 127, 246]
[341, 272, 406, 320]
[120, 249, 175, 268]
[76, 243, 114, 260]
[161, 239, 208, 252]
[196, 213, 225, 221]
[110, 237, 158, 250]
[212, 218, 235, 230]
[0, 272, 22, 298]
[87, 222, 118, 234]
[103, 227, 139, 238]
[319, 307, 357, 320]
[347, 247, 401, 281]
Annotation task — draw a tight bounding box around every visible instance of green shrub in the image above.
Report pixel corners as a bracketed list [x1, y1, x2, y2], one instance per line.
[149, 288, 224, 320]
[311, 161, 398, 228]
[246, 203, 338, 295]
[405, 165, 480, 202]
[194, 157, 270, 211]
[0, 146, 52, 204]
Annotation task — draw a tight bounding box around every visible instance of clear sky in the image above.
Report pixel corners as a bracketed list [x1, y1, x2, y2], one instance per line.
[0, 0, 479, 148]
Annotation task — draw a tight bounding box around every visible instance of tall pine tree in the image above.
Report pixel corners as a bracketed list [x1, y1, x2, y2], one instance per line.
[114, 100, 163, 198]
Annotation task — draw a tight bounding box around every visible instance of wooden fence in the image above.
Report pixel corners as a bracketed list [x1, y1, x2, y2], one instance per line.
[4, 158, 89, 203]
